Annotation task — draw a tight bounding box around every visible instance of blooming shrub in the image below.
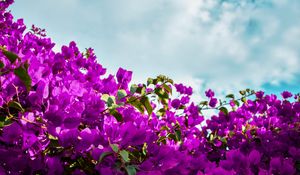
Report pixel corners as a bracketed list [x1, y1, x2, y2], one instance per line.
[0, 1, 300, 174]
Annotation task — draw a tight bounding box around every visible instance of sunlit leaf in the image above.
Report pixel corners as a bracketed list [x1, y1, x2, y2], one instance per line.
[125, 165, 136, 175]
[119, 150, 130, 162]
[130, 84, 138, 94]
[117, 89, 127, 100]
[109, 108, 123, 122]
[141, 96, 153, 115]
[110, 144, 119, 153]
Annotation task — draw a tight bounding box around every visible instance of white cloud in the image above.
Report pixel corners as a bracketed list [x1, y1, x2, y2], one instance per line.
[10, 0, 300, 95]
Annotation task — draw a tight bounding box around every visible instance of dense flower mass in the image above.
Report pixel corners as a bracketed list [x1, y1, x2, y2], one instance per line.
[0, 1, 300, 174]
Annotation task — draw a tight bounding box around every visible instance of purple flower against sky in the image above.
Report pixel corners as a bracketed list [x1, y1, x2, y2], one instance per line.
[281, 91, 293, 99]
[0, 1, 299, 174]
[205, 89, 215, 98]
[209, 97, 218, 107]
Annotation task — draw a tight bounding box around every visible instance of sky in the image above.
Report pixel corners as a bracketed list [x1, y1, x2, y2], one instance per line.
[9, 0, 300, 99]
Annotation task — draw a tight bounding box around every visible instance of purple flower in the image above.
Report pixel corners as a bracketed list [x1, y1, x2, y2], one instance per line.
[171, 99, 181, 109]
[205, 89, 215, 98]
[174, 83, 193, 95]
[0, 122, 22, 144]
[229, 100, 235, 107]
[186, 87, 193, 95]
[248, 150, 261, 165]
[209, 98, 218, 107]
[2, 1, 300, 174]
[101, 74, 118, 94]
[293, 102, 300, 113]
[116, 67, 132, 89]
[180, 96, 190, 104]
[175, 83, 185, 94]
[22, 131, 38, 150]
[255, 91, 264, 99]
[281, 91, 293, 99]
[58, 129, 79, 147]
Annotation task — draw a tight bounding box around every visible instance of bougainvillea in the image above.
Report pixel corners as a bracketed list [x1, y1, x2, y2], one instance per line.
[1, 1, 300, 174]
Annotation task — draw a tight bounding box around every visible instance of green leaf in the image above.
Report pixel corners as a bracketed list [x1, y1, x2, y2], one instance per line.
[156, 108, 166, 116]
[128, 97, 145, 113]
[107, 96, 115, 107]
[117, 89, 127, 100]
[156, 75, 166, 83]
[219, 107, 228, 115]
[142, 143, 147, 156]
[168, 133, 176, 141]
[199, 101, 208, 106]
[0, 60, 4, 69]
[241, 97, 247, 103]
[160, 125, 170, 131]
[166, 78, 174, 84]
[48, 134, 58, 140]
[163, 84, 172, 95]
[154, 88, 169, 99]
[130, 84, 138, 94]
[110, 144, 119, 153]
[234, 100, 240, 107]
[77, 157, 85, 167]
[175, 129, 182, 142]
[0, 115, 6, 122]
[225, 94, 235, 99]
[101, 94, 110, 102]
[239, 90, 246, 96]
[157, 136, 167, 144]
[109, 109, 123, 122]
[136, 86, 146, 96]
[179, 105, 186, 110]
[2, 50, 19, 64]
[119, 150, 130, 162]
[98, 151, 113, 163]
[220, 137, 227, 144]
[295, 161, 300, 171]
[140, 96, 153, 115]
[209, 133, 215, 141]
[125, 165, 136, 175]
[147, 78, 153, 86]
[152, 78, 158, 85]
[14, 62, 31, 91]
[8, 101, 24, 112]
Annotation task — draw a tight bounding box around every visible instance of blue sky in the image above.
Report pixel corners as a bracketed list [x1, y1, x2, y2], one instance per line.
[9, 0, 300, 98]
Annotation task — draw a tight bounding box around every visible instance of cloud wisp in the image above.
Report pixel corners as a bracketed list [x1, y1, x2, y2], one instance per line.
[10, 0, 300, 95]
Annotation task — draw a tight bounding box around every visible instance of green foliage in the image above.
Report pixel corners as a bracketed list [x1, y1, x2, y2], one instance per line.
[219, 106, 228, 115]
[125, 165, 137, 175]
[117, 89, 127, 100]
[8, 101, 24, 112]
[109, 108, 123, 122]
[110, 144, 119, 153]
[14, 62, 31, 91]
[1, 49, 19, 64]
[140, 96, 153, 115]
[119, 150, 130, 162]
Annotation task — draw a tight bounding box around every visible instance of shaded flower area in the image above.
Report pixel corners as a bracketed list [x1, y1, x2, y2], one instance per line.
[0, 1, 300, 174]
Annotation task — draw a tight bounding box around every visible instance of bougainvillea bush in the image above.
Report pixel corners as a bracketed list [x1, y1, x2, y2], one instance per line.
[1, 1, 300, 174]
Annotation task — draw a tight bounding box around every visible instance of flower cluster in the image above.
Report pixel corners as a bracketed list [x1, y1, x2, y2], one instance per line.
[0, 1, 300, 175]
